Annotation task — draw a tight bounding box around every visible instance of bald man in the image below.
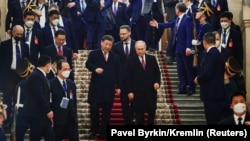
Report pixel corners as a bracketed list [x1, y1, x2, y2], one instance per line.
[0, 25, 30, 130]
[126, 40, 161, 125]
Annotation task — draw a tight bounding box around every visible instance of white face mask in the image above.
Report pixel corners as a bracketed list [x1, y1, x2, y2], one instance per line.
[215, 40, 221, 48]
[52, 19, 59, 26]
[25, 21, 34, 28]
[233, 103, 246, 114]
[220, 22, 229, 29]
[62, 70, 71, 79]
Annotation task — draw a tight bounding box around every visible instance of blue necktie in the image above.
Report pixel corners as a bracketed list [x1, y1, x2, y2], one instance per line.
[63, 81, 67, 93]
[222, 30, 226, 44]
[212, 0, 217, 8]
[173, 17, 180, 43]
[25, 28, 30, 42]
[16, 41, 21, 63]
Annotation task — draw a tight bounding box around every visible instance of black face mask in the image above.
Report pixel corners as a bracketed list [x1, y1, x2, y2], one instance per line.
[13, 36, 22, 42]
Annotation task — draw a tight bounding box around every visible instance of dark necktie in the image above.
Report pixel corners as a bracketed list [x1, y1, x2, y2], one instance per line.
[58, 46, 63, 56]
[222, 30, 227, 44]
[125, 43, 129, 58]
[16, 41, 21, 63]
[25, 28, 30, 42]
[113, 2, 117, 16]
[173, 17, 180, 43]
[141, 56, 146, 70]
[238, 117, 242, 125]
[63, 80, 67, 96]
[53, 26, 56, 36]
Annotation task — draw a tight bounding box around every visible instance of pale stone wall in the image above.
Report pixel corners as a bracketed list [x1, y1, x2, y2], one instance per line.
[0, 0, 8, 42]
[228, 0, 243, 25]
[241, 4, 250, 103]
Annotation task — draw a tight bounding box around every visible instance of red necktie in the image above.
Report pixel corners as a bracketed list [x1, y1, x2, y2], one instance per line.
[58, 46, 63, 56]
[141, 56, 146, 70]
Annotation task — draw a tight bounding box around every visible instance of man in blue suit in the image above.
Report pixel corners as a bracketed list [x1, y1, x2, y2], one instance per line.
[83, 0, 112, 50]
[0, 25, 30, 130]
[150, 2, 196, 95]
[85, 35, 121, 139]
[194, 32, 225, 125]
[50, 60, 79, 141]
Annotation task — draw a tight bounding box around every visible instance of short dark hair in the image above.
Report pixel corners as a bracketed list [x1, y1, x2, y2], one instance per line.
[37, 55, 51, 67]
[175, 2, 187, 13]
[230, 91, 246, 103]
[101, 35, 114, 42]
[23, 11, 36, 18]
[57, 60, 68, 71]
[55, 28, 66, 37]
[203, 32, 215, 44]
[52, 55, 65, 63]
[48, 9, 60, 17]
[220, 11, 232, 20]
[48, 4, 59, 11]
[120, 25, 131, 32]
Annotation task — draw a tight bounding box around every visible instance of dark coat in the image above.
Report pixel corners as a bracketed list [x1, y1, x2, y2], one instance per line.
[49, 78, 78, 125]
[197, 47, 225, 101]
[23, 27, 44, 66]
[85, 49, 121, 104]
[22, 69, 51, 118]
[218, 113, 250, 125]
[0, 39, 29, 82]
[127, 54, 161, 112]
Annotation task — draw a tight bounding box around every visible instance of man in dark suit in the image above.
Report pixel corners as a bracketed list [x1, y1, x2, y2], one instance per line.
[74, 0, 87, 50]
[23, 10, 44, 66]
[194, 32, 225, 125]
[126, 40, 161, 125]
[150, 2, 196, 95]
[5, 0, 24, 36]
[41, 29, 74, 81]
[106, 0, 129, 42]
[218, 91, 250, 125]
[208, 0, 228, 30]
[112, 25, 136, 125]
[42, 9, 78, 60]
[83, 0, 112, 50]
[127, 0, 165, 50]
[0, 25, 30, 129]
[47, 4, 79, 58]
[85, 35, 121, 139]
[50, 60, 79, 141]
[22, 55, 55, 141]
[218, 11, 243, 69]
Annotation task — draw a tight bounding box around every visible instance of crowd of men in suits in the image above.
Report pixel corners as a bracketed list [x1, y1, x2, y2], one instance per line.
[0, 0, 247, 140]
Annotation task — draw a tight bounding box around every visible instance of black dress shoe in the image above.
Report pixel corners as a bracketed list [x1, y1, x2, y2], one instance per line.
[176, 91, 187, 94]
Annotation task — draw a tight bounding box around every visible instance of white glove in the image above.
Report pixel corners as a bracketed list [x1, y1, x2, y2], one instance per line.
[192, 39, 201, 46]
